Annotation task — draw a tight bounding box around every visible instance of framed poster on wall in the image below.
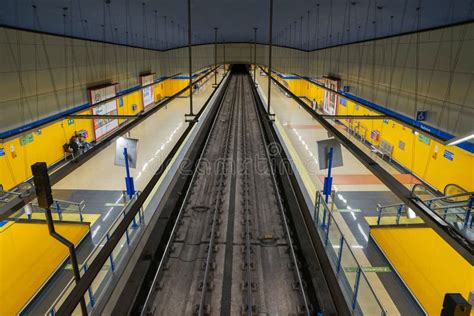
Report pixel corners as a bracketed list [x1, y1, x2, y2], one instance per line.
[323, 77, 340, 116]
[89, 85, 119, 140]
[141, 74, 155, 108]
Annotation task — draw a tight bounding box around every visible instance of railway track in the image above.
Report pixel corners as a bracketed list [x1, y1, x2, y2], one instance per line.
[141, 66, 311, 315]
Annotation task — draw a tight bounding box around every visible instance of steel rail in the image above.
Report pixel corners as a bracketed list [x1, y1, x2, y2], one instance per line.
[240, 76, 254, 315]
[247, 74, 311, 315]
[197, 75, 240, 316]
[139, 74, 236, 315]
[55, 66, 224, 316]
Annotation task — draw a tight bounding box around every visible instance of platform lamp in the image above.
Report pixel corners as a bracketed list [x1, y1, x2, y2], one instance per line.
[31, 162, 88, 315]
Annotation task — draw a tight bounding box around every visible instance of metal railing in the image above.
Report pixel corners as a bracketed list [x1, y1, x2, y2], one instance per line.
[10, 199, 86, 223]
[313, 191, 387, 315]
[45, 192, 144, 315]
[376, 192, 474, 231]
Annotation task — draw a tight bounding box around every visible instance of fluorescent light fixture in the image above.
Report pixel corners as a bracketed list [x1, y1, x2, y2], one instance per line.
[447, 132, 474, 146]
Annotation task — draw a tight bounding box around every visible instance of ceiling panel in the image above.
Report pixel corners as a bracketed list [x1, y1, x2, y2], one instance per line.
[0, 0, 472, 51]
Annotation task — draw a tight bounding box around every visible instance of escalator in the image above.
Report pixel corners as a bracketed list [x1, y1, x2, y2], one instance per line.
[411, 183, 473, 242]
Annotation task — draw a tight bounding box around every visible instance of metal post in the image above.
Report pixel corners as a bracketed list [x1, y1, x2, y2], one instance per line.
[352, 267, 362, 311]
[123, 147, 138, 228]
[464, 194, 473, 228]
[325, 212, 331, 246]
[31, 163, 88, 315]
[321, 147, 334, 227]
[123, 148, 135, 199]
[324, 147, 334, 203]
[396, 205, 403, 225]
[106, 233, 116, 272]
[83, 263, 95, 308]
[376, 204, 382, 225]
[253, 27, 258, 85]
[223, 41, 226, 75]
[55, 200, 63, 221]
[336, 236, 344, 273]
[314, 190, 320, 222]
[267, 0, 273, 114]
[213, 27, 218, 87]
[187, 0, 194, 116]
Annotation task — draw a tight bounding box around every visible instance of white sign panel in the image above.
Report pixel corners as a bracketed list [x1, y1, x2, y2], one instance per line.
[89, 85, 119, 140]
[114, 137, 138, 169]
[141, 74, 155, 108]
[317, 138, 343, 170]
[323, 78, 340, 116]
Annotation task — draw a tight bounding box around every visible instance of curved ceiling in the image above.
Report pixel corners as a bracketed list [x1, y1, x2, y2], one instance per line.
[1, 0, 473, 51]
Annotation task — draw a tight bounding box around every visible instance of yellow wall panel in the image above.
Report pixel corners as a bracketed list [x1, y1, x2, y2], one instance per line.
[0, 76, 189, 191]
[279, 76, 474, 192]
[0, 222, 89, 315]
[371, 227, 473, 315]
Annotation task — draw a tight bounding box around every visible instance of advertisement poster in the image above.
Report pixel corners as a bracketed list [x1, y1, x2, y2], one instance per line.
[141, 74, 155, 108]
[89, 85, 119, 140]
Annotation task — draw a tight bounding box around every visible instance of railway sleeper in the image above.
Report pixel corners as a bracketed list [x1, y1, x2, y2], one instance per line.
[198, 281, 215, 291]
[205, 244, 219, 253]
[207, 230, 220, 239]
[240, 281, 257, 291]
[291, 279, 307, 290]
[240, 245, 254, 254]
[193, 304, 211, 315]
[240, 218, 252, 225]
[241, 231, 253, 239]
[240, 304, 257, 315]
[287, 260, 302, 270]
[201, 261, 217, 271]
[241, 262, 255, 271]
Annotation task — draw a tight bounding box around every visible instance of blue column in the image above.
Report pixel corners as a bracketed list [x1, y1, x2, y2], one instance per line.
[321, 147, 334, 228]
[123, 147, 135, 199]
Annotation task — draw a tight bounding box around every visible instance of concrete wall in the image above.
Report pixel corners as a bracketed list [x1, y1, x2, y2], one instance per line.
[304, 23, 474, 136]
[1, 23, 473, 137]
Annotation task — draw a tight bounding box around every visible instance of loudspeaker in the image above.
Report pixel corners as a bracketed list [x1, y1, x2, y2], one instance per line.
[31, 162, 53, 209]
[441, 293, 471, 316]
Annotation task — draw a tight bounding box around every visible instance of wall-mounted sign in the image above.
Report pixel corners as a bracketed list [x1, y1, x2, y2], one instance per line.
[67, 118, 74, 125]
[383, 119, 389, 124]
[418, 134, 430, 145]
[416, 111, 427, 121]
[114, 137, 138, 169]
[317, 138, 343, 170]
[443, 150, 454, 161]
[20, 133, 34, 146]
[0, 148, 5, 157]
[398, 140, 405, 150]
[340, 98, 347, 106]
[370, 130, 380, 141]
[119, 97, 124, 107]
[323, 77, 340, 115]
[141, 74, 155, 108]
[89, 85, 119, 140]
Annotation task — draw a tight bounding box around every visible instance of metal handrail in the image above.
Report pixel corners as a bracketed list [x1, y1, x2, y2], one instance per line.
[316, 191, 387, 314]
[45, 193, 140, 315]
[422, 192, 473, 203]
